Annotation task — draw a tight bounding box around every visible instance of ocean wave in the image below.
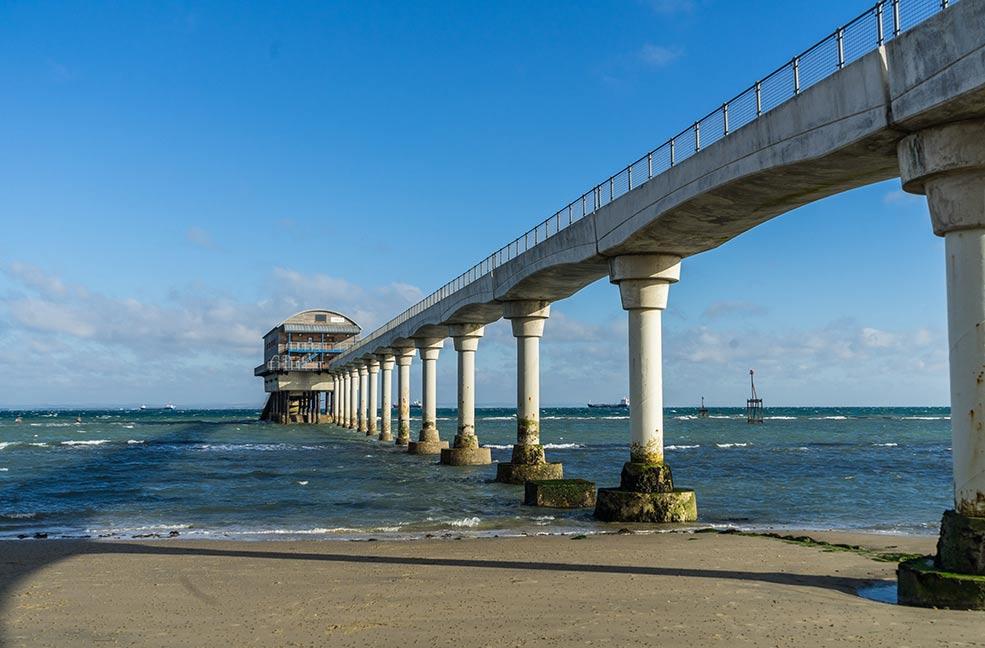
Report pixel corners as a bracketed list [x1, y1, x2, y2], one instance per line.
[674, 415, 698, 421]
[708, 415, 738, 419]
[449, 517, 481, 527]
[1, 512, 36, 519]
[716, 443, 749, 448]
[0, 468, 8, 471]
[666, 444, 700, 450]
[765, 416, 797, 420]
[901, 416, 948, 421]
[813, 416, 849, 420]
[127, 440, 144, 445]
[873, 442, 899, 447]
[481, 416, 515, 421]
[484, 444, 512, 450]
[482, 442, 585, 450]
[61, 440, 111, 446]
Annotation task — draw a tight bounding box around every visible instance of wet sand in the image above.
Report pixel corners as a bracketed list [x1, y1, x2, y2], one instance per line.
[0, 531, 981, 647]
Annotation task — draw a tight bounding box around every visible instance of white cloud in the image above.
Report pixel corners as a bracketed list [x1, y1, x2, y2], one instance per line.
[186, 226, 215, 249]
[702, 301, 767, 319]
[638, 44, 683, 68]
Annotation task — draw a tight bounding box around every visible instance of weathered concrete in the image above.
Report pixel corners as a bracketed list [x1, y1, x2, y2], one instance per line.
[366, 356, 380, 436]
[342, 370, 351, 429]
[441, 323, 491, 466]
[358, 362, 369, 434]
[594, 488, 697, 523]
[408, 338, 448, 455]
[377, 350, 395, 442]
[897, 116, 985, 608]
[524, 479, 597, 508]
[496, 301, 563, 484]
[394, 347, 415, 446]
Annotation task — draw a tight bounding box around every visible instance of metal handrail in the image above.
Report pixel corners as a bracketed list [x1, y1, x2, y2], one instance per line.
[334, 0, 953, 366]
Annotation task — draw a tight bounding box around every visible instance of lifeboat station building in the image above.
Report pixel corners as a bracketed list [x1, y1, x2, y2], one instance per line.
[255, 309, 360, 424]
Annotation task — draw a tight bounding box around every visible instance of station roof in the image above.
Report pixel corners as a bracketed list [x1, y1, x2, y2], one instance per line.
[283, 323, 360, 335]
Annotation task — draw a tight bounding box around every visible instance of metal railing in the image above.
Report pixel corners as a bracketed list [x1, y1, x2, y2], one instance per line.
[265, 355, 332, 372]
[334, 0, 953, 365]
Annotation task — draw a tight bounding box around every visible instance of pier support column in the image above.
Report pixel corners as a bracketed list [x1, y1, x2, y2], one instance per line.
[358, 362, 369, 433]
[377, 350, 395, 442]
[349, 366, 360, 430]
[441, 324, 491, 466]
[341, 370, 351, 428]
[897, 120, 985, 609]
[496, 301, 563, 484]
[366, 357, 380, 436]
[331, 374, 339, 424]
[595, 254, 697, 523]
[408, 338, 449, 455]
[394, 347, 415, 446]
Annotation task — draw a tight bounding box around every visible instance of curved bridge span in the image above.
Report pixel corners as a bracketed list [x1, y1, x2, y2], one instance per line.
[319, 0, 985, 607]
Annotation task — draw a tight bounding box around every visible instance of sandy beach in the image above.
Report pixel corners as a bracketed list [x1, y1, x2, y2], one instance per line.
[1, 530, 982, 647]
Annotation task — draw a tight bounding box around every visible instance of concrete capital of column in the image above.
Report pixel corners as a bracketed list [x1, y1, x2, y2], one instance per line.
[415, 337, 443, 362]
[376, 349, 396, 370]
[365, 356, 380, 372]
[394, 346, 416, 366]
[608, 254, 682, 311]
[449, 324, 485, 352]
[358, 364, 368, 376]
[899, 119, 985, 236]
[503, 301, 550, 338]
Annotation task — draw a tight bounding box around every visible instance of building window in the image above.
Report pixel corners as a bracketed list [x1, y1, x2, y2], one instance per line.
[315, 314, 327, 322]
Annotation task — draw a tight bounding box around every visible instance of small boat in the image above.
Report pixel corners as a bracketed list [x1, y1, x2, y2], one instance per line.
[588, 397, 630, 409]
[391, 401, 424, 410]
[164, 403, 177, 410]
[139, 404, 147, 410]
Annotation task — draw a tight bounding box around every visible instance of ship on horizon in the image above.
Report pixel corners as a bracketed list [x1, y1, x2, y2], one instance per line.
[587, 397, 629, 409]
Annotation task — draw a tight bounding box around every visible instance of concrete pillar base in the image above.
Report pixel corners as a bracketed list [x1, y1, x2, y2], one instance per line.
[495, 462, 563, 485]
[594, 488, 697, 523]
[378, 432, 394, 442]
[898, 510, 985, 609]
[365, 429, 374, 436]
[440, 447, 492, 466]
[524, 479, 596, 508]
[619, 462, 674, 492]
[395, 437, 410, 447]
[407, 440, 450, 455]
[899, 557, 985, 609]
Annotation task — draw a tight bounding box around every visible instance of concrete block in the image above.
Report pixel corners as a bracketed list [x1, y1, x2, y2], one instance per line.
[407, 440, 449, 455]
[594, 488, 697, 523]
[440, 447, 492, 466]
[495, 462, 563, 485]
[524, 479, 596, 508]
[898, 557, 985, 610]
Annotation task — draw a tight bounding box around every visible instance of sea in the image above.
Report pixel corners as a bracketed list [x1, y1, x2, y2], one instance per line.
[0, 406, 951, 541]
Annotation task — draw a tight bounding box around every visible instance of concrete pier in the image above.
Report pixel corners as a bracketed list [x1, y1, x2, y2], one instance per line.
[897, 120, 985, 609]
[367, 357, 380, 435]
[496, 301, 562, 484]
[441, 324, 491, 466]
[595, 255, 697, 523]
[408, 338, 449, 455]
[331, 373, 339, 424]
[377, 350, 395, 442]
[394, 346, 415, 446]
[342, 370, 351, 429]
[357, 362, 369, 433]
[349, 366, 359, 431]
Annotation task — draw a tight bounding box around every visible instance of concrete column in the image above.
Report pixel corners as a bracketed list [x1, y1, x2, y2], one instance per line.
[594, 254, 696, 523]
[377, 350, 395, 442]
[357, 362, 369, 433]
[394, 347, 415, 446]
[331, 374, 340, 424]
[366, 356, 380, 436]
[341, 371, 351, 428]
[441, 324, 491, 466]
[408, 337, 449, 455]
[496, 301, 562, 484]
[897, 120, 985, 608]
[349, 366, 360, 430]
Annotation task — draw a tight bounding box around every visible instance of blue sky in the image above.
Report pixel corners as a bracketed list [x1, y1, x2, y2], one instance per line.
[0, 0, 948, 408]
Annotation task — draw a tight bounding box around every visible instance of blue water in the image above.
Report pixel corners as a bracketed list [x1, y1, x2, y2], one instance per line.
[0, 407, 951, 540]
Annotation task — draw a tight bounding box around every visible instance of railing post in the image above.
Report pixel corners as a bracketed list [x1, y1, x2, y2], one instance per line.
[694, 121, 700, 152]
[628, 165, 633, 190]
[892, 0, 900, 37]
[793, 57, 800, 94]
[670, 137, 676, 166]
[837, 27, 845, 69]
[568, 204, 573, 225]
[755, 80, 762, 116]
[722, 103, 729, 135]
[582, 194, 587, 215]
[877, 2, 885, 46]
[647, 152, 653, 179]
[609, 176, 614, 202]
